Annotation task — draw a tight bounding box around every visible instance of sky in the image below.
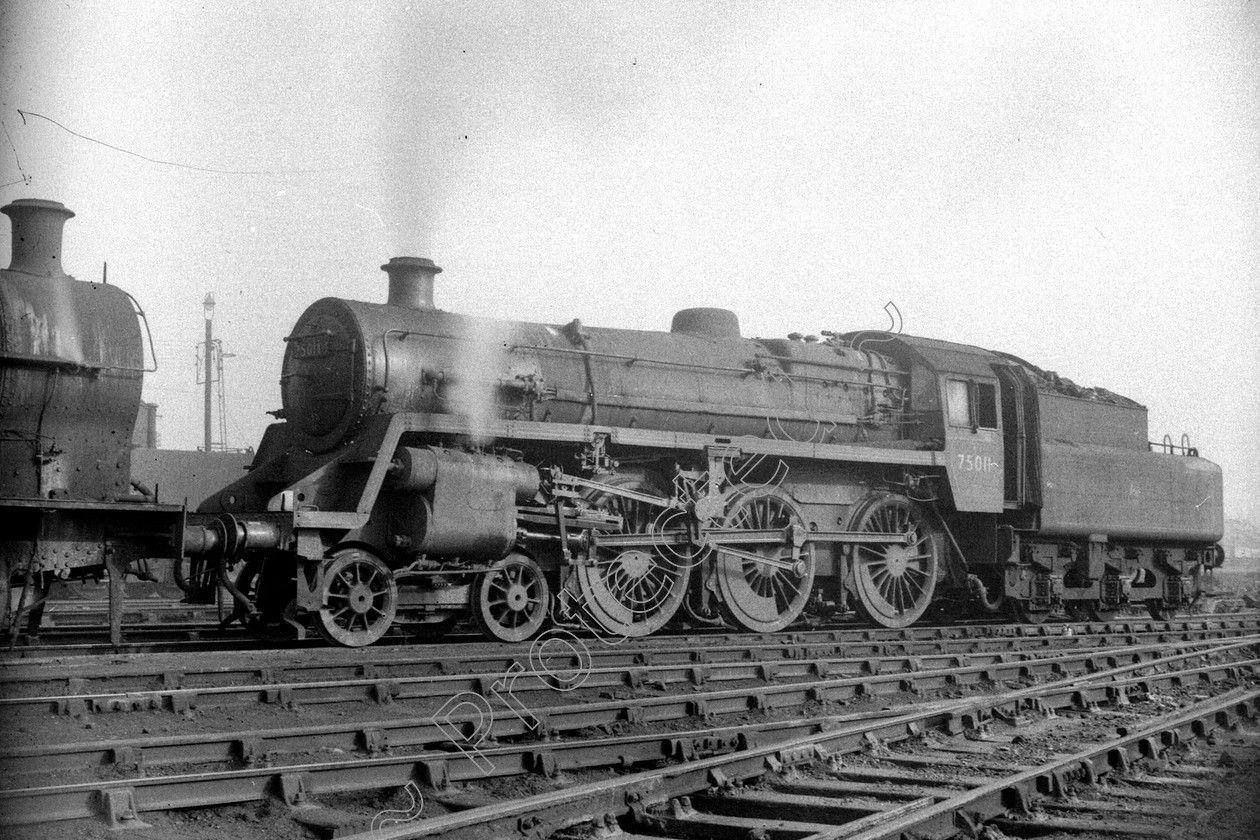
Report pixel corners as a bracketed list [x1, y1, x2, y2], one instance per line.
[1, 1, 1257, 519]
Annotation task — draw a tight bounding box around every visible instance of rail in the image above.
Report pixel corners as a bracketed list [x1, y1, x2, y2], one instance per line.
[328, 639, 1260, 839]
[1, 630, 1255, 830]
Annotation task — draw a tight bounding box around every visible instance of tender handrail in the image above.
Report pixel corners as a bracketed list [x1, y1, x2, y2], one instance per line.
[1149, 434, 1198, 457]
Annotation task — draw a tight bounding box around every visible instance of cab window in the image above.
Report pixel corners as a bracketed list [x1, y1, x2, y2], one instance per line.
[948, 379, 998, 430]
[947, 380, 971, 426]
[975, 382, 998, 428]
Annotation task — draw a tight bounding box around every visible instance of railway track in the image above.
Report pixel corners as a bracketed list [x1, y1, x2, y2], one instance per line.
[6, 611, 1257, 659]
[3, 635, 1253, 772]
[336, 653, 1260, 840]
[35, 598, 1218, 629]
[6, 614, 1258, 693]
[1, 631, 1255, 721]
[0, 618, 1257, 836]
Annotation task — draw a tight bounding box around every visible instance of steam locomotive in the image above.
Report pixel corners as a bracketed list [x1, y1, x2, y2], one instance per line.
[0, 199, 187, 644]
[0, 198, 1224, 648]
[188, 249, 1224, 645]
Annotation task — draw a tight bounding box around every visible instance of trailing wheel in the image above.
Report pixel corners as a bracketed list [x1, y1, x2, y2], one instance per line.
[471, 552, 550, 643]
[1146, 600, 1179, 621]
[312, 548, 398, 647]
[575, 474, 690, 637]
[713, 488, 815, 633]
[848, 493, 940, 629]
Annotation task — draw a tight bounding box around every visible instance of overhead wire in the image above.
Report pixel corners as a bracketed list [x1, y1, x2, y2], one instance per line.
[17, 109, 351, 176]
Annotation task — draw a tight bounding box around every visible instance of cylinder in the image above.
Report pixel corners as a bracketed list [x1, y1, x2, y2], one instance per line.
[390, 445, 539, 502]
[390, 446, 440, 492]
[386, 447, 540, 559]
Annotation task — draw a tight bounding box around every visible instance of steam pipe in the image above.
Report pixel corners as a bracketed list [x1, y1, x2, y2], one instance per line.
[967, 574, 1006, 613]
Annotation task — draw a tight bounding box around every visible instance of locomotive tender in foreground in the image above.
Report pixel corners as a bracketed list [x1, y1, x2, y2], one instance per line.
[0, 198, 1223, 647]
[189, 247, 1224, 646]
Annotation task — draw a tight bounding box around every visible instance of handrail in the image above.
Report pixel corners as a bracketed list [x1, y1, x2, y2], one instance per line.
[1149, 434, 1199, 457]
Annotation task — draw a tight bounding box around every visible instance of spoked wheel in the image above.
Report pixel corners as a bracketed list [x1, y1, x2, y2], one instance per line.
[1008, 598, 1051, 625]
[232, 556, 297, 642]
[1146, 600, 1179, 621]
[713, 488, 816, 633]
[472, 553, 550, 643]
[312, 548, 398, 647]
[575, 474, 690, 637]
[848, 493, 940, 629]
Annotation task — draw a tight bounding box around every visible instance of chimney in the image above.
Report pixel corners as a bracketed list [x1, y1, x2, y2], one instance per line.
[2, 198, 76, 279]
[381, 256, 442, 310]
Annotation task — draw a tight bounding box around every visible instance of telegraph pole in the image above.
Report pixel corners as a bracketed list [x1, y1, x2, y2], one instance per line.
[202, 293, 215, 452]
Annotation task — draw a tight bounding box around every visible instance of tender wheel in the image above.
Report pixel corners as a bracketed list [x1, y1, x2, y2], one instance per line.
[848, 493, 940, 629]
[714, 488, 816, 633]
[472, 553, 550, 643]
[1064, 600, 1090, 622]
[1086, 602, 1121, 623]
[1010, 598, 1051, 624]
[1146, 600, 1179, 621]
[312, 548, 398, 647]
[232, 556, 297, 642]
[575, 474, 690, 637]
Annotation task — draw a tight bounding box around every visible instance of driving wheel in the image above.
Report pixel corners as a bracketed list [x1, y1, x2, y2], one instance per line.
[849, 492, 940, 629]
[575, 474, 690, 637]
[713, 488, 815, 633]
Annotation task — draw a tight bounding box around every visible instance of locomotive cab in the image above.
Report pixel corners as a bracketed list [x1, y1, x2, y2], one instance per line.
[839, 334, 1007, 514]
